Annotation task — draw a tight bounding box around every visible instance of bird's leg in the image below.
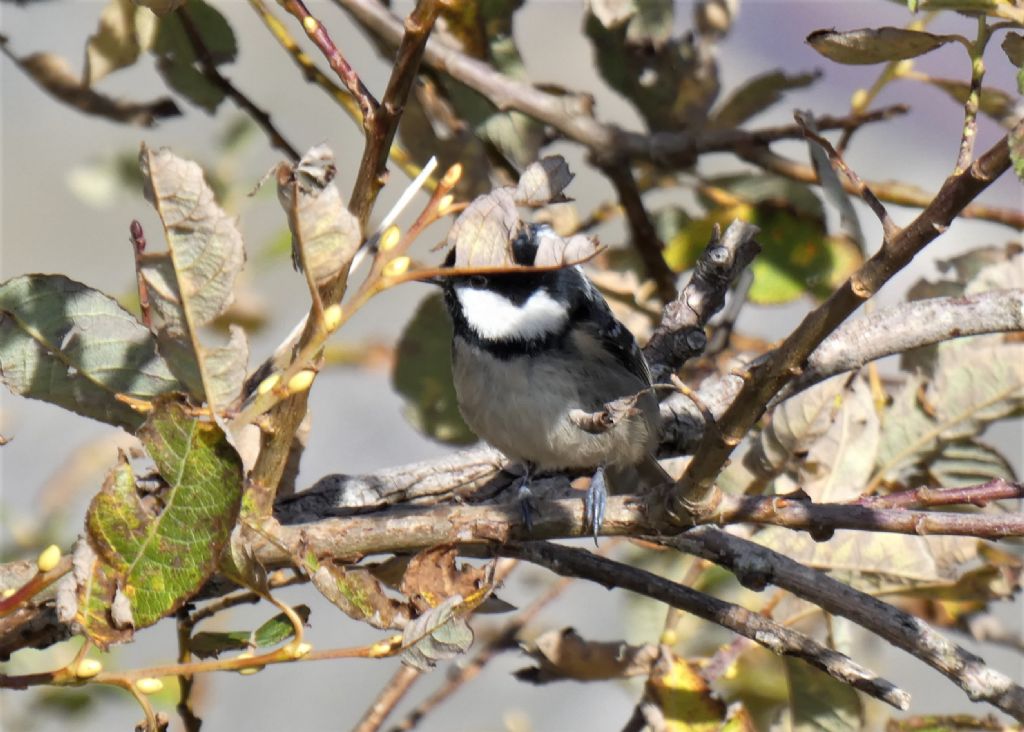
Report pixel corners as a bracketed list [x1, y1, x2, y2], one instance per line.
[584, 466, 608, 544]
[509, 462, 538, 531]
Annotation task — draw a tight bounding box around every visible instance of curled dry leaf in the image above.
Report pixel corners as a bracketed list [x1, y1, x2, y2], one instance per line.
[0, 38, 178, 126]
[139, 144, 248, 412]
[400, 544, 493, 613]
[806, 27, 954, 65]
[306, 557, 409, 630]
[447, 187, 522, 268]
[276, 145, 361, 288]
[516, 628, 660, 683]
[514, 156, 575, 206]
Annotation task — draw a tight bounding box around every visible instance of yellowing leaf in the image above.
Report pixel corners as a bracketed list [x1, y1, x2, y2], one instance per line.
[82, 400, 243, 642]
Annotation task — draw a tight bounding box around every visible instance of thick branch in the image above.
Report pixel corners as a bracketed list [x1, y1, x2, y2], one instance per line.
[671, 126, 1017, 517]
[776, 289, 1024, 403]
[664, 527, 1024, 720]
[496, 541, 910, 710]
[643, 220, 761, 383]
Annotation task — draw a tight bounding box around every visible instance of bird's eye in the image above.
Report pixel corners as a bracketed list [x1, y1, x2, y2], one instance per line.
[469, 275, 488, 288]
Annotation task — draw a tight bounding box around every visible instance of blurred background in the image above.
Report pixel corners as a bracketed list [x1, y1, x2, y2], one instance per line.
[1, 1, 1021, 730]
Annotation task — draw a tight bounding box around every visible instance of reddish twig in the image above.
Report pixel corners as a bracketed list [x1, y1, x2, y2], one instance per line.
[795, 110, 898, 241]
[855, 478, 1024, 510]
[279, 0, 378, 123]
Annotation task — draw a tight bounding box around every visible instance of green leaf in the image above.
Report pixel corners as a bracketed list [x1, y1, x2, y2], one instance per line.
[188, 604, 311, 658]
[84, 400, 243, 635]
[710, 69, 820, 129]
[152, 0, 236, 112]
[252, 604, 311, 647]
[307, 557, 409, 630]
[139, 144, 248, 412]
[393, 293, 476, 445]
[807, 27, 954, 65]
[188, 630, 250, 658]
[784, 656, 863, 731]
[0, 274, 180, 429]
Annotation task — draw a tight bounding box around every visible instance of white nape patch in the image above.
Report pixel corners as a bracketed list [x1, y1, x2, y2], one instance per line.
[456, 286, 568, 341]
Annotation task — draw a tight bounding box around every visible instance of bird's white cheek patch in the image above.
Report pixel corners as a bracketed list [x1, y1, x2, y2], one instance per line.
[456, 287, 568, 341]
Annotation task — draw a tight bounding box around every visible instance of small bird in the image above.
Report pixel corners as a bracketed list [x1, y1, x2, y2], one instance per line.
[435, 223, 667, 536]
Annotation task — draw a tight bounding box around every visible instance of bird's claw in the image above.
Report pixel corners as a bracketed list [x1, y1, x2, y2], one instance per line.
[584, 467, 608, 545]
[516, 481, 538, 531]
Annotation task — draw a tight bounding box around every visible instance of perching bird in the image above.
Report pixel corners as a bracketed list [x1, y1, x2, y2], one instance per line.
[435, 222, 668, 536]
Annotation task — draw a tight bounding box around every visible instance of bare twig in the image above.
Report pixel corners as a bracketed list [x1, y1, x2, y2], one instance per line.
[795, 111, 898, 241]
[279, 0, 378, 122]
[740, 145, 1023, 229]
[348, 0, 443, 229]
[662, 527, 1024, 720]
[774, 289, 1024, 404]
[176, 5, 300, 161]
[670, 126, 1018, 518]
[643, 220, 761, 383]
[496, 541, 910, 710]
[247, 0, 426, 184]
[599, 160, 678, 303]
[855, 478, 1024, 510]
[352, 665, 422, 732]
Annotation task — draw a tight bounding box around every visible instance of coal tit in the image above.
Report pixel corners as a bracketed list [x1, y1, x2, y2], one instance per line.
[437, 223, 666, 535]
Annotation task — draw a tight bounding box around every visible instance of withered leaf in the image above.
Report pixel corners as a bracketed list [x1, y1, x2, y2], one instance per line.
[400, 544, 492, 613]
[0, 40, 178, 126]
[517, 628, 659, 683]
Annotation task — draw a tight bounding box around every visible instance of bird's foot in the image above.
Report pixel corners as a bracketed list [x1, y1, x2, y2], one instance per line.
[508, 467, 538, 531]
[584, 467, 608, 545]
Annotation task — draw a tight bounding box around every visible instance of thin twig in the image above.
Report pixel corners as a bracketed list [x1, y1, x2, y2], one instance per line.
[391, 544, 618, 732]
[855, 477, 1024, 510]
[740, 145, 1023, 229]
[176, 5, 300, 161]
[496, 541, 910, 710]
[670, 126, 1018, 518]
[347, 0, 443, 229]
[279, 0, 379, 123]
[795, 110, 899, 241]
[247, 0, 426, 184]
[599, 160, 677, 303]
[352, 665, 422, 732]
[661, 527, 1024, 720]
